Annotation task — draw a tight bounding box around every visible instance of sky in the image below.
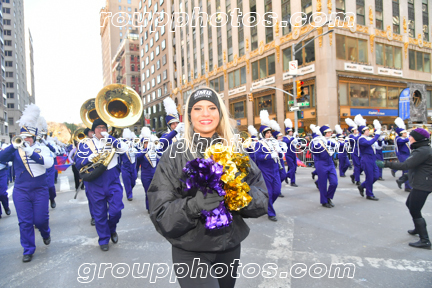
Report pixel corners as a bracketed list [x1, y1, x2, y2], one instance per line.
[24, 0, 107, 123]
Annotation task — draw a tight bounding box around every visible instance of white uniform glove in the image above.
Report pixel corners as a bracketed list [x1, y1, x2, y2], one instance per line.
[12, 142, 20, 149]
[88, 153, 97, 162]
[101, 131, 110, 138]
[375, 129, 381, 135]
[22, 145, 33, 157]
[293, 132, 298, 138]
[271, 151, 278, 159]
[41, 138, 48, 145]
[8, 162, 12, 167]
[174, 123, 185, 134]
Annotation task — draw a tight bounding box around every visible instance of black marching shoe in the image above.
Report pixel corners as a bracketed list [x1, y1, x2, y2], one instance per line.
[100, 244, 109, 251]
[409, 218, 431, 250]
[340, 175, 346, 178]
[405, 188, 412, 193]
[54, 178, 57, 184]
[91, 218, 95, 226]
[312, 172, 316, 180]
[291, 183, 298, 187]
[50, 199, 56, 209]
[314, 181, 319, 190]
[43, 236, 51, 245]
[391, 170, 396, 177]
[268, 216, 278, 222]
[350, 175, 355, 184]
[396, 179, 404, 189]
[285, 177, 289, 184]
[327, 199, 334, 207]
[358, 185, 365, 197]
[355, 181, 360, 186]
[408, 228, 418, 235]
[278, 194, 285, 198]
[5, 207, 11, 215]
[378, 177, 385, 181]
[366, 196, 379, 201]
[322, 203, 332, 208]
[128, 197, 133, 201]
[111, 232, 118, 244]
[22, 254, 33, 262]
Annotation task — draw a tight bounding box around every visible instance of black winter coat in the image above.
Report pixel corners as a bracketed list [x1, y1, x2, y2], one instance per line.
[147, 135, 269, 252]
[385, 141, 432, 191]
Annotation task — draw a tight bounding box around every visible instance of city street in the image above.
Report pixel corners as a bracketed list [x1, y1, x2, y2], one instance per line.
[0, 166, 431, 288]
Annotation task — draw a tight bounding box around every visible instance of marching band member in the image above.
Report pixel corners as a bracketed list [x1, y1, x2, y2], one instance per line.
[147, 87, 267, 287]
[335, 125, 350, 177]
[136, 127, 162, 213]
[246, 125, 259, 162]
[394, 117, 412, 192]
[255, 110, 282, 221]
[310, 124, 338, 208]
[160, 97, 185, 152]
[37, 117, 57, 209]
[282, 118, 298, 187]
[345, 118, 362, 185]
[120, 128, 137, 201]
[270, 120, 287, 194]
[78, 128, 95, 226]
[0, 144, 11, 218]
[0, 104, 54, 262]
[374, 130, 386, 181]
[75, 118, 128, 251]
[355, 116, 381, 201]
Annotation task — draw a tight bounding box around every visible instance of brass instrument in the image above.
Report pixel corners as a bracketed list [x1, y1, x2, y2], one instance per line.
[73, 128, 86, 142]
[12, 136, 28, 148]
[239, 131, 252, 149]
[266, 138, 284, 170]
[79, 84, 143, 182]
[80, 98, 100, 129]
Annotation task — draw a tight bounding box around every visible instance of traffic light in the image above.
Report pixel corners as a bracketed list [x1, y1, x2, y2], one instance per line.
[296, 80, 304, 99]
[248, 93, 253, 102]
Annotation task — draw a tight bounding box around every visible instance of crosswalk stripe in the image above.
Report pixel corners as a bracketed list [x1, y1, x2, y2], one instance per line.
[59, 176, 71, 192]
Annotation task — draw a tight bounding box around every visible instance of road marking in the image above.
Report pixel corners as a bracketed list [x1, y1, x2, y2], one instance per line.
[59, 176, 70, 192]
[374, 182, 407, 204]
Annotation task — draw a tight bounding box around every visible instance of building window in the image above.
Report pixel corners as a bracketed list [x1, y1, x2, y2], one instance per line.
[340, 81, 403, 108]
[228, 66, 247, 89]
[409, 50, 431, 72]
[157, 60, 160, 70]
[7, 103, 14, 108]
[356, 0, 365, 25]
[156, 46, 160, 56]
[227, 1, 233, 62]
[336, 0, 345, 16]
[375, 0, 383, 30]
[254, 94, 275, 116]
[392, 0, 400, 34]
[209, 76, 225, 93]
[423, 0, 429, 42]
[5, 51, 12, 56]
[2, 8, 10, 14]
[282, 47, 292, 71]
[161, 39, 166, 50]
[157, 75, 161, 83]
[237, 0, 245, 56]
[230, 100, 246, 119]
[301, 0, 312, 20]
[426, 90, 432, 109]
[217, 26, 222, 67]
[145, 44, 149, 52]
[8, 117, 13, 125]
[250, 0, 258, 51]
[264, 0, 273, 43]
[150, 37, 154, 47]
[162, 55, 167, 65]
[157, 88, 162, 97]
[6, 72, 13, 77]
[163, 70, 167, 80]
[7, 93, 14, 98]
[281, 0, 291, 35]
[294, 38, 315, 67]
[408, 0, 415, 38]
[375, 43, 402, 69]
[6, 82, 13, 88]
[251, 54, 276, 81]
[336, 35, 368, 63]
[155, 31, 159, 42]
[151, 51, 154, 60]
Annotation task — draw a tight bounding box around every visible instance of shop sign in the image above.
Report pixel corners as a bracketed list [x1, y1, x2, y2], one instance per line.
[350, 108, 398, 116]
[228, 85, 246, 96]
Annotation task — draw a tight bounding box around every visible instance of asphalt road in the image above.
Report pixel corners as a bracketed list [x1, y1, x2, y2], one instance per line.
[0, 166, 431, 288]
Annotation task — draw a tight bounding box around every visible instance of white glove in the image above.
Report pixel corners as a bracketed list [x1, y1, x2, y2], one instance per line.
[88, 153, 97, 162]
[41, 138, 47, 145]
[174, 123, 185, 134]
[271, 151, 278, 159]
[12, 142, 19, 149]
[101, 131, 110, 138]
[8, 162, 12, 167]
[22, 145, 33, 157]
[293, 132, 298, 138]
[375, 129, 381, 135]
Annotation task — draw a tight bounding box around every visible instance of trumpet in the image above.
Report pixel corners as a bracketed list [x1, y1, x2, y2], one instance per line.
[12, 136, 29, 148]
[266, 138, 284, 170]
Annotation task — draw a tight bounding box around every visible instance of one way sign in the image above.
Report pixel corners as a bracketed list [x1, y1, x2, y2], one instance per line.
[289, 60, 298, 74]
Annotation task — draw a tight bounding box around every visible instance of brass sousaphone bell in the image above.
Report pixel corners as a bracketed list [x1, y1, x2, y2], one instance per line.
[80, 98, 100, 129]
[73, 128, 86, 142]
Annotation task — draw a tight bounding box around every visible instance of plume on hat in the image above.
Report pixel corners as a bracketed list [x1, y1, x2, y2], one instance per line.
[36, 117, 48, 132]
[284, 118, 293, 129]
[163, 97, 178, 116]
[140, 127, 151, 139]
[310, 124, 319, 134]
[335, 125, 343, 135]
[344, 118, 357, 129]
[259, 110, 270, 126]
[248, 125, 258, 137]
[122, 128, 133, 139]
[17, 104, 40, 128]
[269, 120, 281, 132]
[394, 117, 406, 130]
[373, 119, 381, 130]
[354, 114, 366, 127]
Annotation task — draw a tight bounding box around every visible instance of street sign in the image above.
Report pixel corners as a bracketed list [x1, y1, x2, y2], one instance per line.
[289, 106, 300, 111]
[298, 102, 310, 106]
[288, 100, 294, 105]
[289, 60, 298, 74]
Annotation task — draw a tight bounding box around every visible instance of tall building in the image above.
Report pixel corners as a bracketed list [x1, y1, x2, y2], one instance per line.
[140, 0, 432, 135]
[3, 0, 32, 140]
[25, 28, 35, 105]
[0, 0, 7, 143]
[111, 30, 142, 134]
[100, 0, 139, 87]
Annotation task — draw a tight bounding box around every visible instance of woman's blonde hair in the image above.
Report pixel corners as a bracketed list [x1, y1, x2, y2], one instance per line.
[183, 87, 236, 158]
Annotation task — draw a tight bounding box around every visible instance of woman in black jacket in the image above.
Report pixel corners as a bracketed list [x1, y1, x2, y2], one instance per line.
[376, 128, 432, 249]
[147, 87, 268, 287]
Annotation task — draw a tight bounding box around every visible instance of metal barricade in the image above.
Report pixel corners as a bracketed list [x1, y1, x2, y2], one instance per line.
[382, 145, 397, 160]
